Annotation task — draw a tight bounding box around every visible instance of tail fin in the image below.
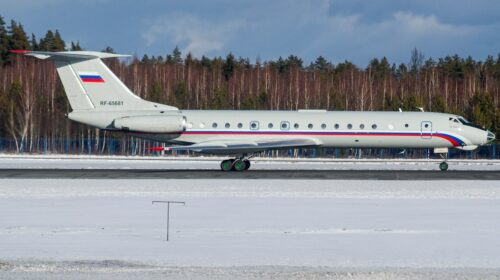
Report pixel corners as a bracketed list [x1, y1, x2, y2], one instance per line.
[12, 50, 177, 112]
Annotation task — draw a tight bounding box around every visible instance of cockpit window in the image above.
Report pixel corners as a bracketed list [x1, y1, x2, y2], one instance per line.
[457, 116, 485, 130]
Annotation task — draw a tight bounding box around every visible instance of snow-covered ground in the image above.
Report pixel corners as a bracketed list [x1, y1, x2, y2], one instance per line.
[0, 154, 499, 170]
[1, 179, 500, 279]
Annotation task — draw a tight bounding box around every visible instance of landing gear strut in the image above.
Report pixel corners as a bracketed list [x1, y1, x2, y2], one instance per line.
[439, 153, 449, 171]
[220, 155, 252, 171]
[434, 148, 449, 171]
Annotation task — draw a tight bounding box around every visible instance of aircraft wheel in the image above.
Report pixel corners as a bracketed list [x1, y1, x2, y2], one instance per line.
[220, 159, 233, 171]
[439, 161, 448, 171]
[243, 159, 251, 170]
[232, 159, 247, 171]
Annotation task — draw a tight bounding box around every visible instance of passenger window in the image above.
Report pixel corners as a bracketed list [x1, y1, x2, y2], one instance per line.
[268, 123, 273, 129]
[308, 123, 313, 129]
[237, 123, 243, 128]
[359, 124, 365, 129]
[334, 124, 340, 129]
[294, 123, 299, 129]
[225, 123, 230, 128]
[372, 124, 377, 129]
[212, 123, 218, 128]
[321, 123, 326, 129]
[424, 124, 429, 128]
[404, 124, 409, 128]
[280, 121, 290, 131]
[347, 124, 352, 129]
[250, 121, 259, 130]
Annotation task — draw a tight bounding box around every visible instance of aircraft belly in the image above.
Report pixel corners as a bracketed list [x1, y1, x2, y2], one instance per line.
[320, 135, 453, 148]
[177, 132, 455, 149]
[176, 134, 314, 143]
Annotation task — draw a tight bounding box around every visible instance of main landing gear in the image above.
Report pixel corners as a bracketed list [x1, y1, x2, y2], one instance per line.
[220, 155, 253, 171]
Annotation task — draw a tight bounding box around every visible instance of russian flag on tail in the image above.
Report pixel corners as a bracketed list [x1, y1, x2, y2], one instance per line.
[79, 72, 105, 83]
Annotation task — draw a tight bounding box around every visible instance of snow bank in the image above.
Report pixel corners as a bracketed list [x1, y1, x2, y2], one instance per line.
[0, 154, 498, 170]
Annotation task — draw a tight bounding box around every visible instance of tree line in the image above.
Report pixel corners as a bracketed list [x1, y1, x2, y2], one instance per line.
[0, 15, 498, 157]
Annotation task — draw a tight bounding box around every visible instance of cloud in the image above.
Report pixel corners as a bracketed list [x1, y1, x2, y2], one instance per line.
[299, 9, 484, 65]
[139, 2, 487, 65]
[143, 13, 247, 56]
[136, 1, 500, 64]
[391, 11, 474, 35]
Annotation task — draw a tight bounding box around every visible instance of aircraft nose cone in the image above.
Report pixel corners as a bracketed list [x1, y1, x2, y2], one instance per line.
[487, 130, 496, 143]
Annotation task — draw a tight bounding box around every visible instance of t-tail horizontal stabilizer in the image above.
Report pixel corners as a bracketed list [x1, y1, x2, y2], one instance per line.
[10, 50, 178, 112]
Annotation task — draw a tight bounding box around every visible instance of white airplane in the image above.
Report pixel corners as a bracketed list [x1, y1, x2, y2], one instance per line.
[12, 50, 495, 171]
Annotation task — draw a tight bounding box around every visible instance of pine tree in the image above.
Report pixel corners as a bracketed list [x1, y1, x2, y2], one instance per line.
[8, 20, 30, 51]
[312, 56, 331, 72]
[172, 46, 182, 64]
[223, 53, 235, 80]
[285, 55, 303, 69]
[409, 48, 424, 73]
[468, 92, 495, 130]
[0, 15, 9, 64]
[38, 30, 55, 51]
[70, 41, 82, 51]
[141, 54, 151, 63]
[30, 33, 39, 51]
[102, 46, 115, 53]
[52, 30, 65, 51]
[39, 30, 65, 51]
[201, 55, 212, 69]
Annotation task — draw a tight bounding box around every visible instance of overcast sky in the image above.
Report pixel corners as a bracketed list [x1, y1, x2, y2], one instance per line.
[1, 0, 499, 65]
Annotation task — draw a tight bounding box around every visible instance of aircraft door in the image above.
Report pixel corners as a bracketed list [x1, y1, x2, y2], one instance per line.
[421, 121, 432, 139]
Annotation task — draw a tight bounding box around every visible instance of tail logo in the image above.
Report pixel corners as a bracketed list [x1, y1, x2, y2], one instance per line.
[79, 72, 105, 83]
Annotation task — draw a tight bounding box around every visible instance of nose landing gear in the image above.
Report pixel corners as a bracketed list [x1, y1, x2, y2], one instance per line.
[439, 161, 448, 171]
[434, 148, 449, 171]
[220, 155, 252, 171]
[439, 153, 449, 171]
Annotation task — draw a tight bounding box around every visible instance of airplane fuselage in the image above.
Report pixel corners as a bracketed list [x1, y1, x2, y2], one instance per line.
[69, 109, 491, 152]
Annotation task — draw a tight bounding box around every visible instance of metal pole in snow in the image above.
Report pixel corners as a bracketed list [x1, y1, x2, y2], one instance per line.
[152, 201, 185, 241]
[167, 202, 170, 241]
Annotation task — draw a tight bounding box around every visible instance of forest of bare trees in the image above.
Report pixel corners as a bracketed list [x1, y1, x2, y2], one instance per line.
[0, 15, 498, 158]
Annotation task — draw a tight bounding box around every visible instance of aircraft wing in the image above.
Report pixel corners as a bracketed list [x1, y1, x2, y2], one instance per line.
[165, 138, 321, 154]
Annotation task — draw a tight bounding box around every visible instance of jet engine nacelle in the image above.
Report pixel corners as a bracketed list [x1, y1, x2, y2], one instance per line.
[113, 115, 186, 133]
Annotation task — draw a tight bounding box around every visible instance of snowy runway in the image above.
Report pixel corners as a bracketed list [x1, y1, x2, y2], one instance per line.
[0, 156, 499, 279]
[1, 178, 500, 279]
